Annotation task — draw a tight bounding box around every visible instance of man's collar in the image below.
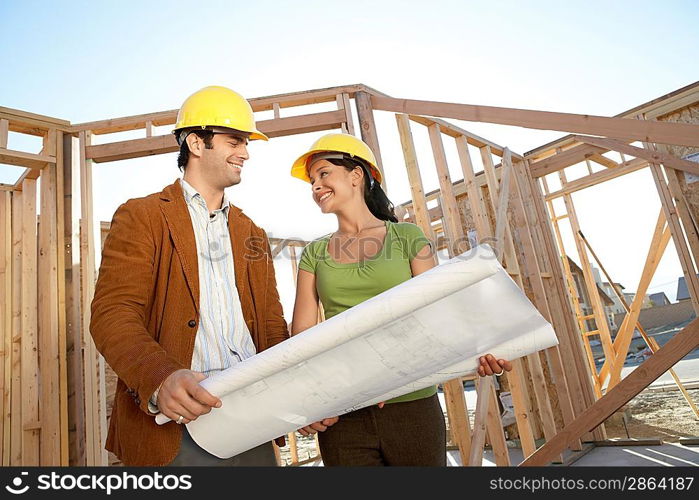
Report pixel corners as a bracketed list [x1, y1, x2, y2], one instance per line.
[179, 178, 231, 214]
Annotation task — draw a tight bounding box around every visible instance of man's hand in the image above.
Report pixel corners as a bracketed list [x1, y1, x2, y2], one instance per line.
[156, 369, 221, 424]
[297, 417, 339, 436]
[477, 354, 513, 377]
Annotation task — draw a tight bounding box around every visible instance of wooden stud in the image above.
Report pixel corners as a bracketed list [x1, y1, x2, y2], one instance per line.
[38, 132, 61, 465]
[63, 134, 86, 465]
[20, 178, 39, 465]
[10, 192, 22, 465]
[485, 383, 510, 466]
[428, 124, 468, 256]
[468, 376, 492, 466]
[455, 137, 491, 241]
[443, 379, 472, 465]
[341, 93, 355, 135]
[0, 191, 11, 465]
[395, 115, 435, 242]
[145, 120, 152, 138]
[355, 91, 387, 192]
[272, 103, 280, 120]
[79, 131, 108, 466]
[0, 119, 8, 148]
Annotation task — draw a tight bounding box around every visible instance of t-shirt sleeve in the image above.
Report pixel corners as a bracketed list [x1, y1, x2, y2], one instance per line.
[298, 241, 319, 274]
[397, 223, 432, 260]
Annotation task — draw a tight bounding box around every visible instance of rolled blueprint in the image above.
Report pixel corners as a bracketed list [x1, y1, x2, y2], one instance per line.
[156, 244, 559, 458]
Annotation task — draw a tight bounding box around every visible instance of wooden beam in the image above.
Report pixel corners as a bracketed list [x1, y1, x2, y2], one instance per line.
[573, 135, 699, 176]
[455, 137, 491, 240]
[0, 106, 70, 128]
[544, 158, 647, 200]
[79, 132, 108, 465]
[0, 119, 8, 148]
[605, 215, 671, 388]
[0, 191, 11, 465]
[0, 149, 55, 170]
[370, 95, 699, 147]
[408, 114, 523, 159]
[395, 114, 435, 242]
[62, 134, 86, 465]
[529, 144, 609, 178]
[485, 382, 511, 466]
[468, 376, 492, 466]
[493, 149, 512, 253]
[10, 191, 22, 465]
[443, 379, 472, 465]
[38, 153, 61, 465]
[588, 153, 619, 169]
[20, 178, 39, 465]
[429, 124, 467, 256]
[54, 131, 69, 465]
[355, 91, 387, 192]
[69, 84, 376, 134]
[521, 316, 699, 466]
[85, 110, 348, 163]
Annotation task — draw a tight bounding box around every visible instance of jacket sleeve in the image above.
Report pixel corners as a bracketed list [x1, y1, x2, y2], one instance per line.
[90, 200, 186, 414]
[257, 226, 290, 350]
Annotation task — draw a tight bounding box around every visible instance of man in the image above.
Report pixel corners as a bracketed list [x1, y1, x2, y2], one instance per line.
[91, 86, 333, 466]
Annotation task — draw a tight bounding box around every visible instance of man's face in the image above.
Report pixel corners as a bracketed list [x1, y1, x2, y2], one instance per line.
[197, 132, 250, 188]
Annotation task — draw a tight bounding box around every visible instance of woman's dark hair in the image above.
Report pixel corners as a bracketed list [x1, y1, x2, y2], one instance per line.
[177, 130, 214, 172]
[328, 157, 398, 222]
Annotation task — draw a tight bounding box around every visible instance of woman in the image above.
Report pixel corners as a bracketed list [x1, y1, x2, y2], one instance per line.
[290, 133, 512, 466]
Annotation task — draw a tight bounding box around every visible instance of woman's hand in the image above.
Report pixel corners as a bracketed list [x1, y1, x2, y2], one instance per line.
[477, 354, 513, 377]
[298, 417, 339, 436]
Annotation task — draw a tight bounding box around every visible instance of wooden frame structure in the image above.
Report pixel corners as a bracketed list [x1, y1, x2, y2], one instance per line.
[1, 81, 698, 466]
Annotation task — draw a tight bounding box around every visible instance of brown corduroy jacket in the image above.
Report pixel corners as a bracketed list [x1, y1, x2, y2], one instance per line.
[90, 180, 290, 466]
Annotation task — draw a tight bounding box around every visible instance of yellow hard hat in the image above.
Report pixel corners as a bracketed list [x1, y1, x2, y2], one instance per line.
[291, 133, 382, 184]
[173, 86, 268, 142]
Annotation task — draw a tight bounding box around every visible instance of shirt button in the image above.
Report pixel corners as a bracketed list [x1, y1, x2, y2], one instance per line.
[188, 320, 197, 328]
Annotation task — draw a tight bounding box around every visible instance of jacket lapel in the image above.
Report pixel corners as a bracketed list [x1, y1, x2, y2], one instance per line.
[159, 180, 200, 314]
[228, 204, 251, 303]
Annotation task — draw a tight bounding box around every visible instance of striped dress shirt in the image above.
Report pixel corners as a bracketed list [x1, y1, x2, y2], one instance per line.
[180, 178, 257, 375]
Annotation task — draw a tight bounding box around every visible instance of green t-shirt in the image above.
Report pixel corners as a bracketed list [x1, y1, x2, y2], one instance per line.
[299, 221, 437, 404]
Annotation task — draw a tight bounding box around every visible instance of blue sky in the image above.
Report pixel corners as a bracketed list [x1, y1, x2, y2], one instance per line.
[1, 0, 698, 315]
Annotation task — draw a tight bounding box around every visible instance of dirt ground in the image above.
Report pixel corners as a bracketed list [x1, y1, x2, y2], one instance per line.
[602, 387, 699, 442]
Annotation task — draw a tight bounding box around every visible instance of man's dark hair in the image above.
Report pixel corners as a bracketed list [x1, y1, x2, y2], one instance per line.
[177, 130, 214, 172]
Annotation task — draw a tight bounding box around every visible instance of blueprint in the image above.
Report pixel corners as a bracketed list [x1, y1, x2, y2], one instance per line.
[155, 244, 559, 458]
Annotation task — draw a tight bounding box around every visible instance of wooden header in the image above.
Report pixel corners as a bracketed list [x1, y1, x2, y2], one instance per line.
[85, 110, 347, 163]
[71, 84, 381, 135]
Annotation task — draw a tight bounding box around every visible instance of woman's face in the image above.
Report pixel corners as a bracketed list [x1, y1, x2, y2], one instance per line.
[307, 159, 360, 214]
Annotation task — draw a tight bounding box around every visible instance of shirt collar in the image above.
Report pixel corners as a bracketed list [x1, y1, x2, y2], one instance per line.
[180, 178, 231, 215]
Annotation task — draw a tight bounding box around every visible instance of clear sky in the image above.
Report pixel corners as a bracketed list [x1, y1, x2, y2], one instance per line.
[1, 0, 698, 317]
